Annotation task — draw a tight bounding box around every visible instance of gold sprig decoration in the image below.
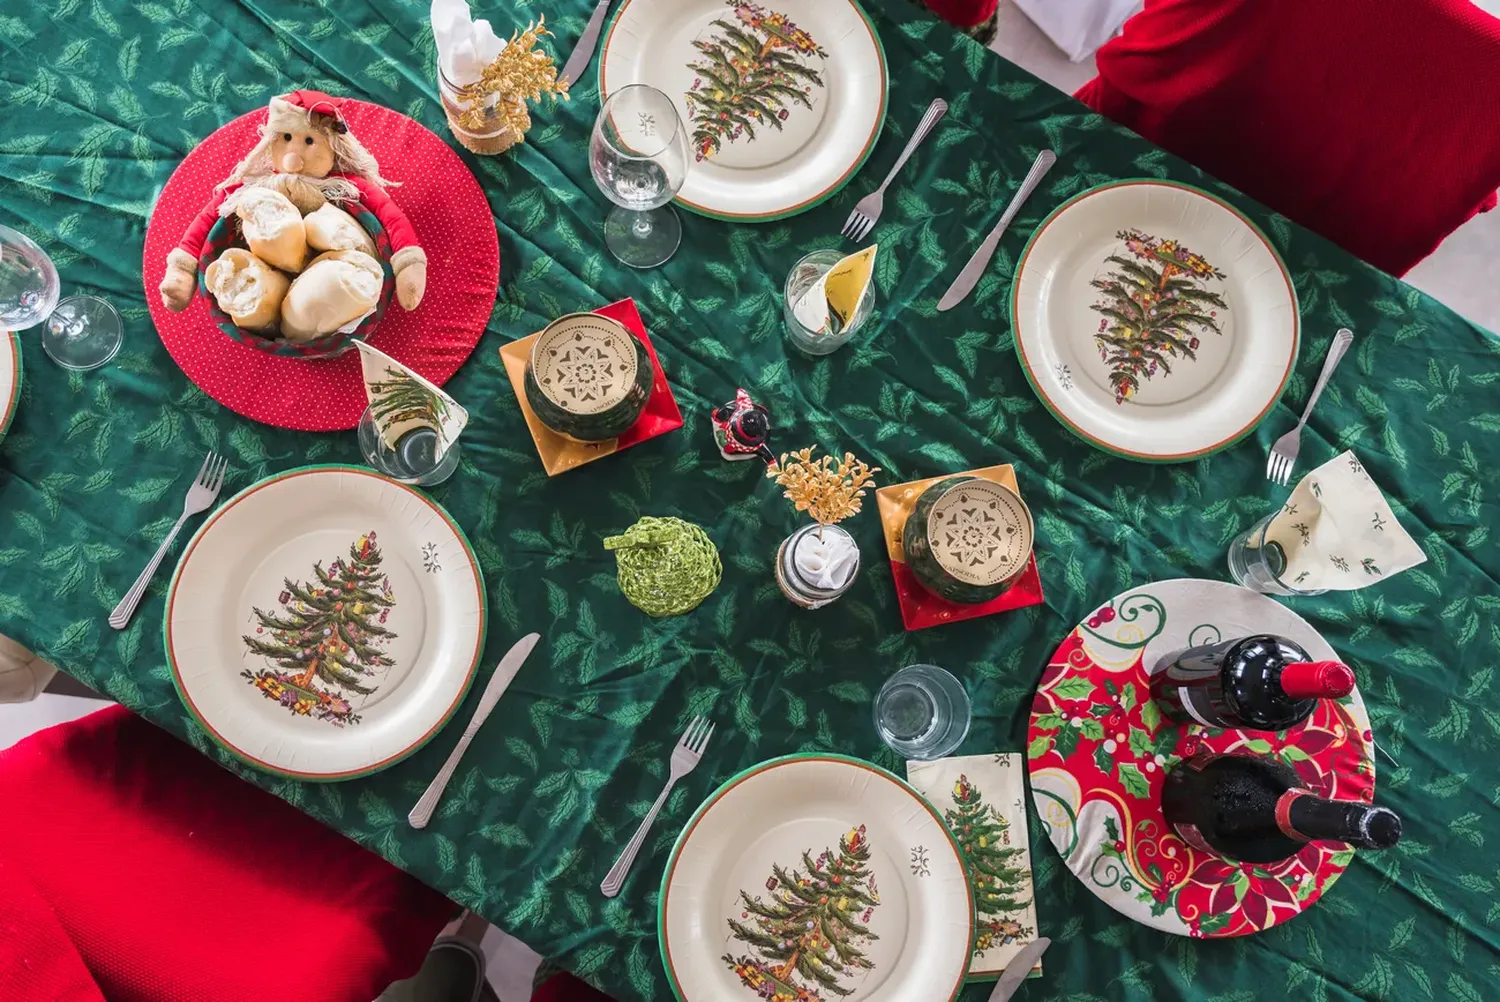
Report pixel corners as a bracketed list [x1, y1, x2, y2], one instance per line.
[456, 16, 570, 137]
[767, 447, 880, 529]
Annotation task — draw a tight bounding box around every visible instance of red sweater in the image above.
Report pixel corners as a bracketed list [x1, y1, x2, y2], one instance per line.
[177, 173, 418, 261]
[1076, 0, 1500, 276]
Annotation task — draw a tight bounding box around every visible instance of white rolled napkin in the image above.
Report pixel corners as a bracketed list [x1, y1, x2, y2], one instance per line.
[431, 0, 507, 88]
[794, 528, 859, 591]
[1264, 450, 1426, 592]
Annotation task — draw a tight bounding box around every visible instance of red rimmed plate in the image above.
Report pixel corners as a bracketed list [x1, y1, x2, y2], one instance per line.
[144, 100, 498, 430]
[1026, 578, 1375, 937]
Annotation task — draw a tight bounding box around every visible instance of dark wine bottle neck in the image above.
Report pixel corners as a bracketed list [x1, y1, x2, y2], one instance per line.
[1283, 792, 1402, 849]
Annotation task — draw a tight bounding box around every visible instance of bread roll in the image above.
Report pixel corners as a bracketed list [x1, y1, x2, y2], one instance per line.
[306, 249, 383, 284]
[281, 257, 382, 342]
[304, 204, 377, 258]
[203, 248, 289, 332]
[232, 187, 307, 273]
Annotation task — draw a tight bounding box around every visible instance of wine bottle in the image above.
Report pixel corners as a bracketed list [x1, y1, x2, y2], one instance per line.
[1162, 751, 1401, 863]
[1149, 634, 1355, 730]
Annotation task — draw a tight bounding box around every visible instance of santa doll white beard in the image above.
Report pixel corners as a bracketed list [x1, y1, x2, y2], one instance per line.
[226, 171, 361, 207]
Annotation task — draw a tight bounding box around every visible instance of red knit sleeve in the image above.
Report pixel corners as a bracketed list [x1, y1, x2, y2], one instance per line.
[176, 185, 232, 260]
[349, 177, 419, 252]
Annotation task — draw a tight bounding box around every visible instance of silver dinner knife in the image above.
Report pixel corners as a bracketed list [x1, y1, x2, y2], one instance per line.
[559, 0, 612, 88]
[937, 150, 1058, 312]
[987, 937, 1051, 1002]
[408, 633, 540, 829]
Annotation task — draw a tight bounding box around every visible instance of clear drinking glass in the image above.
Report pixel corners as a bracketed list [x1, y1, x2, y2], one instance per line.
[357, 406, 460, 486]
[783, 249, 876, 356]
[873, 663, 972, 761]
[590, 85, 690, 269]
[0, 223, 123, 370]
[1227, 513, 1327, 596]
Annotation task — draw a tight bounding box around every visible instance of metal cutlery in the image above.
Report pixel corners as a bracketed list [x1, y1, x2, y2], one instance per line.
[108, 451, 227, 630]
[841, 97, 949, 242]
[559, 0, 612, 89]
[937, 149, 1058, 312]
[1266, 327, 1354, 486]
[987, 937, 1051, 1002]
[409, 633, 541, 829]
[600, 715, 714, 897]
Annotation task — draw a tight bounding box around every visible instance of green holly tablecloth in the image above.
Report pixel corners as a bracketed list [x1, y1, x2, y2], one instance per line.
[2, 2, 1497, 1000]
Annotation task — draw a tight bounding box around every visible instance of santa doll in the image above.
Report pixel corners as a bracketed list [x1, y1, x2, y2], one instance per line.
[158, 90, 427, 314]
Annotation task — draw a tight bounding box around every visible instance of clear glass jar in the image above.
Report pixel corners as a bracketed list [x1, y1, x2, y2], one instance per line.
[873, 664, 971, 761]
[437, 66, 524, 155]
[775, 523, 859, 609]
[1227, 513, 1327, 596]
[783, 249, 875, 356]
[357, 406, 460, 486]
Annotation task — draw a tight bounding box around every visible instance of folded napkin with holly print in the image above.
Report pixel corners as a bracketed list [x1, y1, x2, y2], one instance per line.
[1266, 450, 1426, 591]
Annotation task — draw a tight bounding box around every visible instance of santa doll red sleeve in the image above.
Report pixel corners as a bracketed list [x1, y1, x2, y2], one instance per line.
[159, 90, 428, 313]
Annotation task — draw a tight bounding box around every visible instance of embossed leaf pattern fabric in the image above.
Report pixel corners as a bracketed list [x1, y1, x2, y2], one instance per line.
[1, 2, 1497, 1000]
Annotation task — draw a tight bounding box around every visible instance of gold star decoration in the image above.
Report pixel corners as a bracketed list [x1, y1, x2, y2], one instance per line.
[766, 446, 880, 529]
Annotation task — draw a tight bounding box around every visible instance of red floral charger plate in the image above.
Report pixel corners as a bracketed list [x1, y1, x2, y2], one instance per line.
[143, 99, 498, 431]
[1026, 578, 1375, 938]
[498, 298, 683, 476]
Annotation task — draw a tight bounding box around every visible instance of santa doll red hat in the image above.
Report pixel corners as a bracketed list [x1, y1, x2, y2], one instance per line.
[159, 90, 427, 313]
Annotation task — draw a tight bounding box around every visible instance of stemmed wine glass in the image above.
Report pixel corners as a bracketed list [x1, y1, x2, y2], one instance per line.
[0, 223, 123, 370]
[590, 85, 690, 269]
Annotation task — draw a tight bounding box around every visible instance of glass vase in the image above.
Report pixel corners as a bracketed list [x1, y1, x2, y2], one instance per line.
[438, 67, 524, 155]
[775, 523, 859, 609]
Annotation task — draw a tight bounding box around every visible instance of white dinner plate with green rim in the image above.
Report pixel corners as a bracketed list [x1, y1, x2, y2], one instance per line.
[164, 465, 486, 781]
[599, 0, 888, 222]
[0, 332, 19, 446]
[659, 754, 974, 1002]
[1012, 180, 1299, 462]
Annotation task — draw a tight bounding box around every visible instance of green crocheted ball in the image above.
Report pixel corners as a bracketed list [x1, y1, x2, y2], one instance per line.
[603, 516, 721, 617]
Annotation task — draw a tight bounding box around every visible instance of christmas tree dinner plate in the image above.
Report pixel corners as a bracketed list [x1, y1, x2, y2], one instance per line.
[165, 465, 486, 780]
[599, 0, 888, 221]
[1012, 180, 1299, 462]
[659, 754, 973, 1002]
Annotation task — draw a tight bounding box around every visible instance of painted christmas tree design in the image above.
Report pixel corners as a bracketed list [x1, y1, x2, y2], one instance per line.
[685, 1, 828, 161]
[368, 365, 450, 431]
[1090, 229, 1228, 404]
[240, 531, 397, 727]
[723, 825, 880, 1000]
[945, 775, 1034, 957]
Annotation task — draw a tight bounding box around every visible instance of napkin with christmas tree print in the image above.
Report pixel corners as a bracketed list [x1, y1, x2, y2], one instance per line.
[356, 341, 468, 461]
[906, 753, 1041, 981]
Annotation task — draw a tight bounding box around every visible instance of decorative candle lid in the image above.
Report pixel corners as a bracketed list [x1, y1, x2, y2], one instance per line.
[530, 313, 641, 416]
[925, 478, 1033, 587]
[603, 516, 721, 617]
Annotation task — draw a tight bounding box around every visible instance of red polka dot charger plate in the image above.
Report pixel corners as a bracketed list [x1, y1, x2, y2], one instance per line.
[143, 100, 498, 431]
[1026, 578, 1375, 937]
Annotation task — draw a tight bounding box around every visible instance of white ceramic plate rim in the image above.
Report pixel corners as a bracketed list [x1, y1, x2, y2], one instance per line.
[165, 465, 485, 780]
[600, 0, 888, 221]
[0, 332, 19, 446]
[659, 754, 974, 1002]
[1013, 180, 1299, 462]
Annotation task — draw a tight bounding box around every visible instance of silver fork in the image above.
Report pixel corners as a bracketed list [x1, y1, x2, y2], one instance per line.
[109, 452, 228, 630]
[1266, 328, 1354, 486]
[840, 97, 948, 242]
[600, 716, 714, 898]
